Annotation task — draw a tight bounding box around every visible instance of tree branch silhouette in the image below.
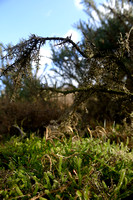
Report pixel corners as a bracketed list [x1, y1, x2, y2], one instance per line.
[1, 34, 133, 100]
[0, 35, 88, 77]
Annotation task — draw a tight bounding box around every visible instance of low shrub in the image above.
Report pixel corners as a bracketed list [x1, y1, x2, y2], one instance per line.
[0, 98, 67, 140]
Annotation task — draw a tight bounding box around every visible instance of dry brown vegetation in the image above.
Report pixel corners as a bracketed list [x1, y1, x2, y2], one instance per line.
[0, 97, 70, 140]
[0, 93, 133, 149]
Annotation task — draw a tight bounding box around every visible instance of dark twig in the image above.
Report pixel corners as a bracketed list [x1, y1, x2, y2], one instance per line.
[40, 85, 133, 99]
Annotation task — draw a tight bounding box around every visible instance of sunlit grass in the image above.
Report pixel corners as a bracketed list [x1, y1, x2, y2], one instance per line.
[0, 133, 133, 199]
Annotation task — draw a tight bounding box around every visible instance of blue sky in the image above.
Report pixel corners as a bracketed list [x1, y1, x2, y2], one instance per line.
[0, 0, 90, 45]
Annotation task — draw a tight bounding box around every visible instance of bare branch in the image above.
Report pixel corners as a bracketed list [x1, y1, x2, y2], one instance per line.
[40, 85, 133, 99]
[0, 35, 88, 77]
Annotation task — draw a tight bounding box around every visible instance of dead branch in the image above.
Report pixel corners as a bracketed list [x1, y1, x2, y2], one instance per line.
[40, 85, 133, 99]
[0, 35, 88, 77]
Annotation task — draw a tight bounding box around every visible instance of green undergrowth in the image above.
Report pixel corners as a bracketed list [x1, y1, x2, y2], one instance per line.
[0, 134, 133, 199]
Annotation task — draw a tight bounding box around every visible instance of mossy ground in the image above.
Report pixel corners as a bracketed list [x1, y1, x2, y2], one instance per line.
[0, 132, 133, 200]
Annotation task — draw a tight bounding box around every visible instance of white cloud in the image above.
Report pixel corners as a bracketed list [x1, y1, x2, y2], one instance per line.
[64, 29, 81, 42]
[91, 10, 99, 22]
[87, 0, 131, 25]
[101, 0, 131, 15]
[74, 0, 84, 10]
[39, 46, 52, 67]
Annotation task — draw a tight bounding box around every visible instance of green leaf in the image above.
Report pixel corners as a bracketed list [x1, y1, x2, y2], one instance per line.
[76, 190, 82, 198]
[39, 197, 48, 200]
[114, 169, 126, 194]
[58, 156, 63, 174]
[44, 172, 51, 189]
[33, 183, 39, 196]
[15, 184, 23, 196]
[84, 186, 90, 200]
